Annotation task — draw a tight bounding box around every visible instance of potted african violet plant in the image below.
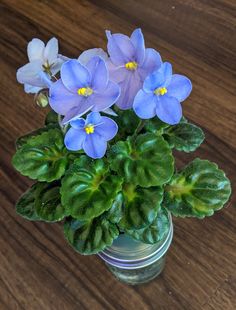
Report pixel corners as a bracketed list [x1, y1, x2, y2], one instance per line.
[13, 29, 231, 285]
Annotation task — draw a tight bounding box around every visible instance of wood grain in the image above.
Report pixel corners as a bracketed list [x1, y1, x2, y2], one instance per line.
[0, 0, 235, 309]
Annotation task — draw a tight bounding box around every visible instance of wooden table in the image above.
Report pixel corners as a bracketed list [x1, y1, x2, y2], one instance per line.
[0, 1, 235, 309]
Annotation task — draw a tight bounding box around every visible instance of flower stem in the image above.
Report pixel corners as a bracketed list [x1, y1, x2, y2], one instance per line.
[133, 119, 146, 137]
[58, 114, 68, 135]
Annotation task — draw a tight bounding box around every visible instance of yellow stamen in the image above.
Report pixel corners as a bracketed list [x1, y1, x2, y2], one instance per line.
[125, 61, 138, 70]
[42, 61, 52, 74]
[77, 87, 93, 97]
[84, 124, 94, 134]
[154, 87, 167, 96]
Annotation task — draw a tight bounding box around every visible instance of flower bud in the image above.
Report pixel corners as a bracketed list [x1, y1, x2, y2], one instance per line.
[35, 92, 49, 108]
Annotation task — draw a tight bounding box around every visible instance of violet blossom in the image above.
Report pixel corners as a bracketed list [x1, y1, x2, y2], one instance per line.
[106, 28, 162, 109]
[133, 62, 192, 125]
[64, 112, 118, 158]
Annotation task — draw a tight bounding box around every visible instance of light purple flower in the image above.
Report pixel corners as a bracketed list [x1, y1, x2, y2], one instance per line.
[64, 112, 118, 159]
[16, 38, 63, 93]
[49, 57, 120, 124]
[133, 62, 192, 125]
[106, 28, 162, 110]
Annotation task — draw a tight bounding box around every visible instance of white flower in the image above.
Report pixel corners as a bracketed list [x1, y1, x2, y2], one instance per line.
[16, 38, 63, 93]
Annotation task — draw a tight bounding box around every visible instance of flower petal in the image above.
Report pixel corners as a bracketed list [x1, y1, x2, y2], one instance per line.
[106, 59, 128, 83]
[143, 70, 165, 92]
[58, 54, 70, 62]
[78, 48, 108, 65]
[139, 48, 162, 81]
[61, 59, 91, 92]
[83, 133, 107, 159]
[160, 62, 172, 87]
[70, 118, 86, 129]
[167, 74, 192, 102]
[38, 71, 53, 88]
[130, 28, 145, 65]
[156, 96, 182, 125]
[49, 79, 81, 115]
[106, 30, 135, 66]
[24, 84, 42, 94]
[62, 98, 94, 124]
[44, 37, 59, 64]
[27, 38, 45, 61]
[86, 112, 102, 125]
[102, 107, 118, 116]
[95, 116, 118, 141]
[16, 60, 45, 87]
[86, 56, 108, 91]
[91, 80, 120, 112]
[50, 58, 64, 75]
[133, 90, 157, 119]
[115, 71, 142, 110]
[64, 127, 86, 151]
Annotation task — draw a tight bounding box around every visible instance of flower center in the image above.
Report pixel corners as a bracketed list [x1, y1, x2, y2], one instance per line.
[125, 61, 138, 70]
[42, 60, 52, 74]
[154, 87, 167, 96]
[77, 87, 93, 97]
[84, 124, 94, 134]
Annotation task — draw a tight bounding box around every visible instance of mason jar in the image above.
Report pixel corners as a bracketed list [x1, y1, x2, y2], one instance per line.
[98, 212, 173, 285]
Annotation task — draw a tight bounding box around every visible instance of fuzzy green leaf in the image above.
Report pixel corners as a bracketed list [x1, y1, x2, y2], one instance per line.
[12, 128, 68, 182]
[35, 182, 66, 222]
[16, 184, 41, 221]
[15, 125, 58, 150]
[164, 158, 231, 218]
[163, 122, 205, 152]
[119, 185, 164, 230]
[61, 156, 123, 221]
[112, 109, 140, 140]
[64, 216, 119, 255]
[105, 193, 123, 224]
[45, 110, 59, 126]
[145, 118, 169, 134]
[125, 207, 169, 244]
[108, 133, 174, 187]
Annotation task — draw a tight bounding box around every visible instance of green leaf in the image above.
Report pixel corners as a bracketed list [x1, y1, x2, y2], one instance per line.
[125, 207, 169, 244]
[45, 110, 59, 126]
[16, 182, 66, 222]
[35, 182, 66, 222]
[15, 125, 58, 150]
[164, 158, 231, 218]
[16, 184, 41, 221]
[61, 156, 123, 221]
[180, 116, 188, 123]
[105, 193, 123, 224]
[145, 116, 188, 135]
[108, 133, 174, 187]
[64, 216, 119, 255]
[163, 122, 205, 152]
[12, 128, 69, 182]
[119, 184, 163, 229]
[112, 109, 140, 139]
[145, 118, 169, 134]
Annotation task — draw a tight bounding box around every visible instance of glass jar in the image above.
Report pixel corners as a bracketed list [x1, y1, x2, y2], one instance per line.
[98, 212, 173, 285]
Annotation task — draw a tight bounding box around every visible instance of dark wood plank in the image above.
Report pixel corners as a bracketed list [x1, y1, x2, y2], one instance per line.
[0, 0, 235, 309]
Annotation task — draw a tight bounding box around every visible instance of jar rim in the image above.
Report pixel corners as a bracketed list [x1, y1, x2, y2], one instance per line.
[98, 212, 173, 269]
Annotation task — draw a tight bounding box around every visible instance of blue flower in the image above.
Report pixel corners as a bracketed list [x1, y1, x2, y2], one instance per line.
[64, 112, 118, 159]
[133, 62, 192, 125]
[49, 57, 120, 124]
[106, 28, 162, 110]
